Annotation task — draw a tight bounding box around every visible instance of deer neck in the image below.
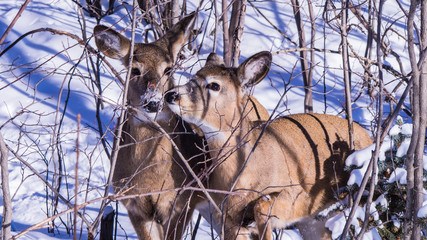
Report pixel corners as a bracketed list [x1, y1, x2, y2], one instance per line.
[201, 95, 261, 185]
[128, 108, 177, 133]
[202, 94, 260, 143]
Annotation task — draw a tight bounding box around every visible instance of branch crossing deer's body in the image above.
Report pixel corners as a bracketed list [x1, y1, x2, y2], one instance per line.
[165, 52, 373, 240]
[94, 13, 206, 239]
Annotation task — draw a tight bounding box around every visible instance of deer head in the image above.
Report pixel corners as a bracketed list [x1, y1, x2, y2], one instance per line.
[94, 13, 195, 121]
[165, 51, 271, 136]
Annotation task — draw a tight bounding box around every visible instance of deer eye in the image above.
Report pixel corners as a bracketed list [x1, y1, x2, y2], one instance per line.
[206, 82, 220, 91]
[131, 68, 141, 75]
[164, 67, 172, 75]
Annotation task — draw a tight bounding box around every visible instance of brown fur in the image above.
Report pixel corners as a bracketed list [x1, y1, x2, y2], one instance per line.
[166, 51, 373, 240]
[94, 14, 205, 240]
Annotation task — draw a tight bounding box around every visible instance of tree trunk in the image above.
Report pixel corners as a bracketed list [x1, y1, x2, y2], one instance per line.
[222, 0, 247, 67]
[222, 0, 231, 66]
[170, 0, 180, 25]
[412, 0, 427, 239]
[405, 0, 420, 239]
[229, 0, 247, 67]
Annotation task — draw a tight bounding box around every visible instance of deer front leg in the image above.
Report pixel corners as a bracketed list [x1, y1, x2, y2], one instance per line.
[254, 191, 304, 240]
[253, 193, 281, 240]
[254, 189, 323, 240]
[127, 213, 164, 240]
[220, 208, 258, 240]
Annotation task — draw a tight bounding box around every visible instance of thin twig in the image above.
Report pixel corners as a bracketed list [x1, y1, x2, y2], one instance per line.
[0, 0, 32, 47]
[73, 114, 81, 240]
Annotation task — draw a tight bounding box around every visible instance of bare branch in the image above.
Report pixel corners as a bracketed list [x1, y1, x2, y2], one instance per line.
[291, 0, 313, 113]
[340, 0, 355, 151]
[222, 0, 231, 66]
[229, 0, 247, 67]
[0, 133, 12, 240]
[0, 0, 32, 47]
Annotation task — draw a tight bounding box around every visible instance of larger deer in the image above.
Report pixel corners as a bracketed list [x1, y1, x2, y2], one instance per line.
[93, 14, 204, 239]
[165, 51, 373, 240]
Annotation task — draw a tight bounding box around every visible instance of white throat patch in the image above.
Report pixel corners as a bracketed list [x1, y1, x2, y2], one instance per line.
[132, 109, 170, 124]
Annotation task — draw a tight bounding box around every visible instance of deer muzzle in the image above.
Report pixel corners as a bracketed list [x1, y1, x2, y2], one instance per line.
[143, 100, 161, 113]
[165, 91, 180, 104]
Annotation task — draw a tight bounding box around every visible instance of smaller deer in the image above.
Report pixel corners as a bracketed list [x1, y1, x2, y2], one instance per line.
[94, 13, 204, 239]
[165, 51, 373, 240]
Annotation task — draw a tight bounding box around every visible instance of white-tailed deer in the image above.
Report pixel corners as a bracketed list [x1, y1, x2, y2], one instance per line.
[165, 51, 373, 240]
[94, 13, 204, 239]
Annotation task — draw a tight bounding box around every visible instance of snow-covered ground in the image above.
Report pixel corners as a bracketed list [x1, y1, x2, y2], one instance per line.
[0, 0, 424, 239]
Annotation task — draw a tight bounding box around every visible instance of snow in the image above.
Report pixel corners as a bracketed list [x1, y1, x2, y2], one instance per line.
[400, 124, 413, 136]
[325, 206, 382, 240]
[0, 0, 424, 239]
[345, 140, 392, 187]
[396, 138, 411, 158]
[392, 216, 401, 229]
[387, 168, 408, 185]
[418, 204, 427, 219]
[389, 125, 401, 136]
[375, 194, 388, 211]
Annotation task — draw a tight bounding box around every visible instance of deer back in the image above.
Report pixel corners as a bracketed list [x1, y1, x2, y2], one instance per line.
[165, 51, 373, 239]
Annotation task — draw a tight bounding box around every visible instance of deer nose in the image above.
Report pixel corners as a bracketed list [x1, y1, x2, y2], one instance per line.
[144, 101, 160, 113]
[165, 91, 180, 103]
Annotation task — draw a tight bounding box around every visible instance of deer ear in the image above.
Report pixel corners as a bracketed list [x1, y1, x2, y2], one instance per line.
[237, 51, 272, 89]
[94, 25, 131, 60]
[160, 12, 196, 62]
[205, 52, 225, 67]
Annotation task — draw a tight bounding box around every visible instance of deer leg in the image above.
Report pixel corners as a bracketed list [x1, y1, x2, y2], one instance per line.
[221, 210, 258, 240]
[253, 194, 279, 240]
[127, 212, 164, 240]
[254, 191, 304, 240]
[164, 207, 194, 240]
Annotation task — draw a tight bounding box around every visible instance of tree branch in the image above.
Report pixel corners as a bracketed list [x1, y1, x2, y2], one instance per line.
[0, 133, 12, 240]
